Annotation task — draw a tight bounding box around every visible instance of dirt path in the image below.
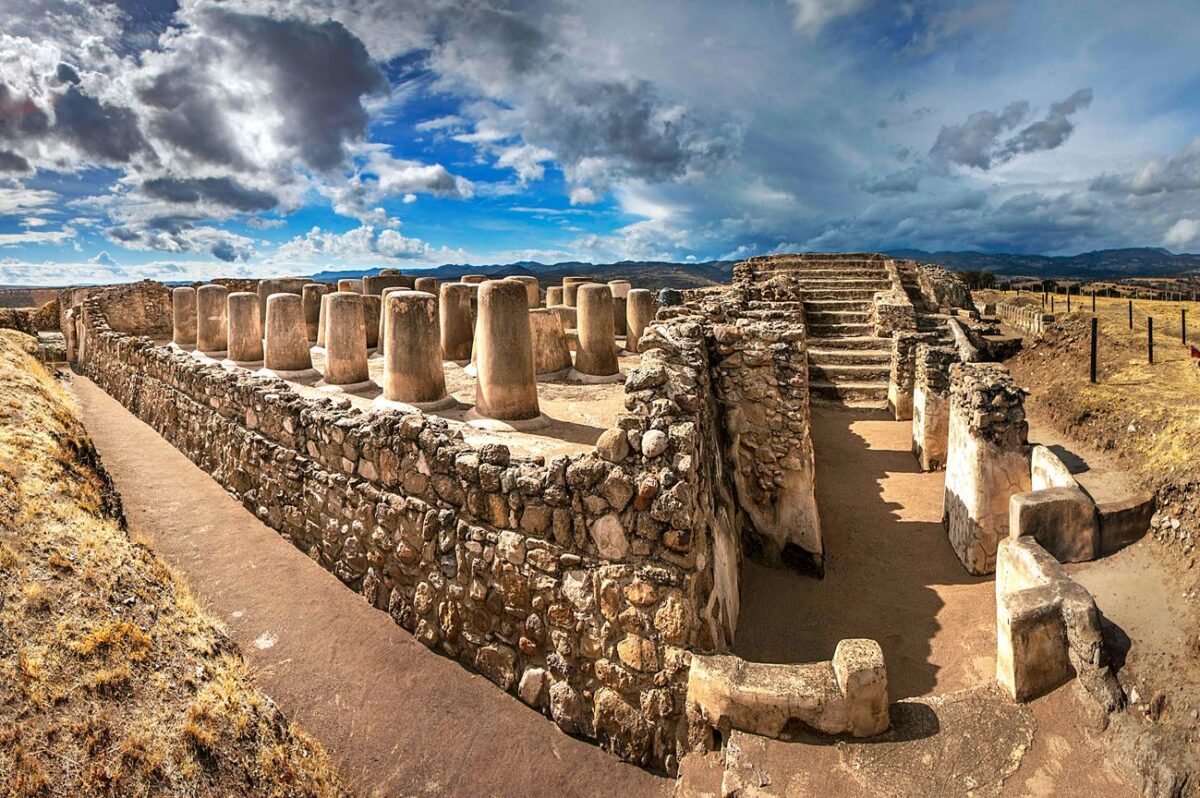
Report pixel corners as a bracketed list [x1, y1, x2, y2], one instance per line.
[734, 405, 995, 698]
[68, 373, 670, 798]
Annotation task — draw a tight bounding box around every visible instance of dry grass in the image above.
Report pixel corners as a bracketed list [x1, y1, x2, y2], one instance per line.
[0, 329, 351, 797]
[982, 289, 1200, 477]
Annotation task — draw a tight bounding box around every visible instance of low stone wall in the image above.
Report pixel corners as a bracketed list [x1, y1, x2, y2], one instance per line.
[995, 537, 1120, 707]
[73, 290, 740, 771]
[684, 640, 888, 748]
[887, 332, 938, 421]
[996, 302, 1054, 336]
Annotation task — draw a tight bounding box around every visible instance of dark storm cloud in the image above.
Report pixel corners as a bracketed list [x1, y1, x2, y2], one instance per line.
[0, 150, 31, 172]
[998, 88, 1093, 160]
[54, 87, 147, 163]
[856, 165, 923, 194]
[0, 83, 51, 141]
[930, 89, 1092, 171]
[55, 63, 81, 84]
[141, 176, 277, 212]
[523, 77, 734, 185]
[929, 101, 1029, 170]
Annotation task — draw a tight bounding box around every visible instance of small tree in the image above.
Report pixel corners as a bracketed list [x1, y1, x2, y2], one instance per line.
[956, 269, 996, 289]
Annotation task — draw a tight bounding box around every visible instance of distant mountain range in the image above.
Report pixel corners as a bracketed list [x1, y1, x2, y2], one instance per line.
[884, 247, 1200, 279]
[310, 259, 736, 292]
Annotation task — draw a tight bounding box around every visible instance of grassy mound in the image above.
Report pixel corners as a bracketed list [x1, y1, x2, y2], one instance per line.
[0, 330, 350, 797]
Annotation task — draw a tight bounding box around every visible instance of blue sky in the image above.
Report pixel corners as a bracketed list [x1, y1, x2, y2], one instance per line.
[1, 0, 1199, 285]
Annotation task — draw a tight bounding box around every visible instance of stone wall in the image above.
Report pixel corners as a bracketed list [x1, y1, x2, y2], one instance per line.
[917, 264, 973, 310]
[680, 281, 822, 572]
[996, 302, 1054, 336]
[73, 289, 740, 771]
[60, 280, 171, 338]
[870, 260, 918, 337]
[0, 308, 35, 335]
[943, 363, 1031, 575]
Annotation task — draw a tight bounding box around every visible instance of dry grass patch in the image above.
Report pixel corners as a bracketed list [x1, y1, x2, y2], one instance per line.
[0, 329, 351, 797]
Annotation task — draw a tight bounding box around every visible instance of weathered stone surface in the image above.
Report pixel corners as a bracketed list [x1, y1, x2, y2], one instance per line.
[596, 428, 629, 463]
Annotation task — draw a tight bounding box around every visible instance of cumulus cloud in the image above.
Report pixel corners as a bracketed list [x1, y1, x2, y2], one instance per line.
[929, 89, 1092, 171]
[1165, 219, 1200, 251]
[1092, 136, 1200, 196]
[275, 224, 467, 265]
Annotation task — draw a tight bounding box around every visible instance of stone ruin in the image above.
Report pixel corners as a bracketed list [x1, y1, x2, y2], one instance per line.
[50, 253, 1144, 776]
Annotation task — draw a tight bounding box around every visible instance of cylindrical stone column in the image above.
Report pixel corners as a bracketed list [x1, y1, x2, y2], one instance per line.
[337, 278, 364, 293]
[414, 276, 439, 296]
[363, 274, 409, 295]
[377, 287, 406, 352]
[547, 286, 564, 306]
[172, 287, 197, 348]
[530, 308, 572, 377]
[376, 291, 454, 411]
[302, 283, 329, 342]
[315, 293, 331, 349]
[609, 280, 631, 336]
[574, 284, 620, 379]
[362, 294, 381, 350]
[506, 275, 540, 308]
[563, 276, 593, 307]
[469, 280, 544, 427]
[626, 289, 654, 354]
[440, 283, 474, 362]
[258, 278, 307, 325]
[461, 274, 488, 284]
[196, 284, 228, 356]
[321, 292, 371, 390]
[224, 292, 263, 366]
[259, 294, 316, 378]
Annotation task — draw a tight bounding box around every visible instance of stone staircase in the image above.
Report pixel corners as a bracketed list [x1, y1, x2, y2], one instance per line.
[791, 258, 893, 405]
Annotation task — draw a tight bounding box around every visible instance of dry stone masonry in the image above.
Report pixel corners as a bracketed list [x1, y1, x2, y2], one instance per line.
[65, 256, 1130, 780]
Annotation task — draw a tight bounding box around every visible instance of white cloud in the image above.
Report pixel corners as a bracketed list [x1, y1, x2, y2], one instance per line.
[1165, 219, 1200, 251]
[788, 0, 872, 34]
[0, 226, 75, 246]
[274, 224, 468, 265]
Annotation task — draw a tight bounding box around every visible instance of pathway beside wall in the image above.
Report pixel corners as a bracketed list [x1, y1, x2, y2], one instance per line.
[69, 373, 670, 798]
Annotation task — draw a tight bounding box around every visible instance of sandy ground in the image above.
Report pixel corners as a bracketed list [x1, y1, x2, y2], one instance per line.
[187, 340, 639, 460]
[717, 405, 1134, 797]
[69, 372, 670, 798]
[734, 406, 995, 698]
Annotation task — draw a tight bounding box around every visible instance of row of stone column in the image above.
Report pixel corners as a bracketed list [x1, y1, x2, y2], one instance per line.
[170, 273, 657, 428]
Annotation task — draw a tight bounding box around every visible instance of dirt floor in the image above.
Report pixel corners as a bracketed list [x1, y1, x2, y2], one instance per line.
[734, 406, 995, 698]
[68, 372, 671, 798]
[186, 342, 639, 460]
[719, 405, 1134, 797]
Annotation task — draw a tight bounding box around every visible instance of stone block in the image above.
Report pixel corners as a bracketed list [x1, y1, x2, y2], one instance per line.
[1030, 445, 1075, 491]
[1009, 487, 1099, 563]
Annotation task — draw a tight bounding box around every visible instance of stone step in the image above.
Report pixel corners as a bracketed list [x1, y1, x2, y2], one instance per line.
[802, 298, 873, 310]
[808, 322, 874, 337]
[809, 363, 891, 382]
[773, 268, 889, 279]
[802, 287, 880, 301]
[805, 309, 871, 325]
[809, 379, 889, 403]
[808, 347, 891, 365]
[806, 335, 891, 350]
[795, 278, 891, 289]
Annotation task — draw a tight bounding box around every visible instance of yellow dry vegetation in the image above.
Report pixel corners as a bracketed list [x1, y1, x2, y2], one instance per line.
[0, 329, 351, 798]
[983, 289, 1200, 477]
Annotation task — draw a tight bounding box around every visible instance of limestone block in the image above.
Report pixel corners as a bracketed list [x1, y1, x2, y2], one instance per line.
[685, 644, 889, 746]
[1030, 445, 1076, 491]
[996, 582, 1071, 702]
[1009, 487, 1099, 563]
